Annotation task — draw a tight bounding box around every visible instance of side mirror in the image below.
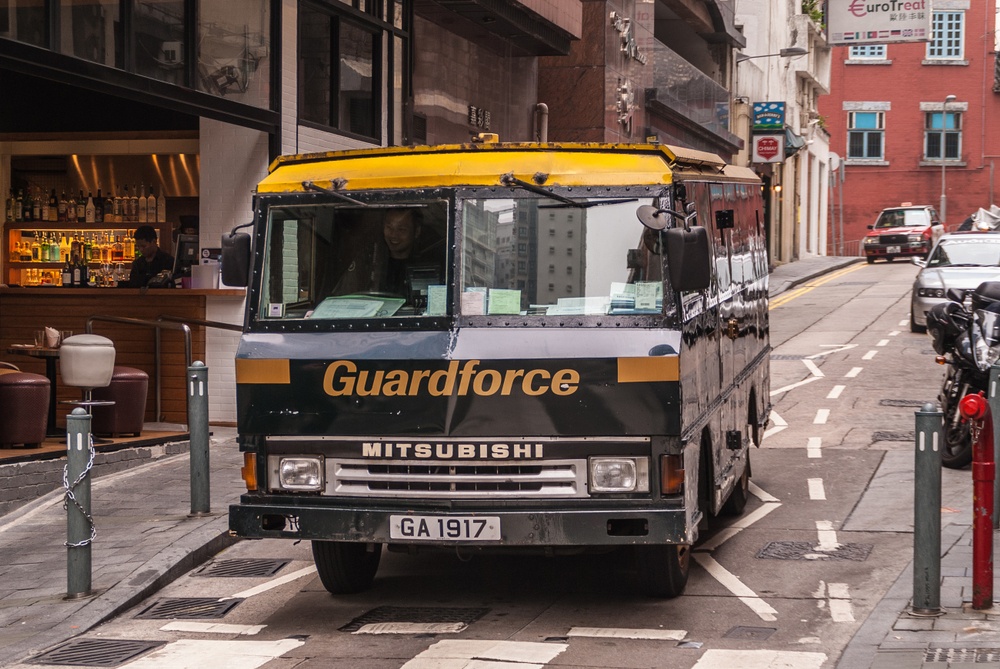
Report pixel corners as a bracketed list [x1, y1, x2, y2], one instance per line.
[221, 232, 252, 288]
[912, 257, 927, 268]
[664, 226, 711, 292]
[867, 225, 874, 230]
[946, 288, 965, 303]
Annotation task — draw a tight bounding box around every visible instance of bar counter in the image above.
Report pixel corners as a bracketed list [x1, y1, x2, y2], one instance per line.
[0, 286, 245, 426]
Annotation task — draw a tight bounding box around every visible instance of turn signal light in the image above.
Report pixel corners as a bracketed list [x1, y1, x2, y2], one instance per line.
[660, 454, 685, 495]
[241, 452, 257, 491]
[935, 356, 946, 365]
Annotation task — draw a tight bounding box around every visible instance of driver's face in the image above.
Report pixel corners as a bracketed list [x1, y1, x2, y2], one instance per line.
[383, 211, 418, 259]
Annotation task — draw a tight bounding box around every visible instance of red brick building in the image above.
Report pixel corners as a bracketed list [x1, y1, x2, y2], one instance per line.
[819, 2, 1000, 252]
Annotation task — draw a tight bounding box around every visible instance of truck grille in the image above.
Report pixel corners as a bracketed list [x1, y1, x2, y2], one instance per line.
[879, 234, 908, 244]
[327, 458, 588, 499]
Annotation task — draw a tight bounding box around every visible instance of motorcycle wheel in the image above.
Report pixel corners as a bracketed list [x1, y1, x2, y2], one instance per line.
[941, 396, 973, 469]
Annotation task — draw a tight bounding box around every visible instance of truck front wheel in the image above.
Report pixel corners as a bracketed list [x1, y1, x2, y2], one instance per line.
[634, 544, 690, 598]
[311, 541, 382, 594]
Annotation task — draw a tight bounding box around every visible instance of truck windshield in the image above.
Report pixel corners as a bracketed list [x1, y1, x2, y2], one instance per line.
[256, 195, 662, 321]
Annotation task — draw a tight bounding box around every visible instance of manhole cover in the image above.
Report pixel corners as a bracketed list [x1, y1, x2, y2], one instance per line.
[925, 648, 1000, 662]
[194, 559, 290, 578]
[879, 399, 928, 407]
[872, 431, 915, 442]
[135, 597, 242, 619]
[769, 354, 807, 360]
[30, 639, 164, 666]
[723, 626, 776, 641]
[757, 541, 873, 561]
[340, 606, 489, 632]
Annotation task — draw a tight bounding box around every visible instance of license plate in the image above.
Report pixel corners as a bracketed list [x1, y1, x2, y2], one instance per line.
[389, 514, 501, 541]
[887, 245, 901, 254]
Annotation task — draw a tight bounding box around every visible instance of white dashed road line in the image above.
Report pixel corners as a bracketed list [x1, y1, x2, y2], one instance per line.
[806, 437, 822, 458]
[117, 639, 305, 669]
[846, 367, 862, 378]
[568, 627, 687, 641]
[160, 622, 266, 636]
[692, 649, 827, 669]
[814, 520, 841, 552]
[807, 478, 826, 500]
[813, 409, 829, 424]
[402, 640, 567, 669]
[862, 350, 877, 360]
[877, 339, 889, 346]
[826, 385, 845, 399]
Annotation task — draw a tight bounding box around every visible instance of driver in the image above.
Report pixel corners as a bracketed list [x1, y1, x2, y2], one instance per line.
[381, 208, 436, 296]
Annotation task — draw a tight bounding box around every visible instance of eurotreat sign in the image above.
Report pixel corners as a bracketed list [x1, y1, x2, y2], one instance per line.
[827, 0, 931, 46]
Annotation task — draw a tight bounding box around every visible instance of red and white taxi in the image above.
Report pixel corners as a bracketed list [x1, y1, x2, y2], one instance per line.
[863, 203, 945, 263]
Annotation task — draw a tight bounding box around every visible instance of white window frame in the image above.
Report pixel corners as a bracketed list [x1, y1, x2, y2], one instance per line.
[847, 111, 885, 160]
[924, 110, 962, 161]
[927, 11, 964, 60]
[850, 45, 886, 60]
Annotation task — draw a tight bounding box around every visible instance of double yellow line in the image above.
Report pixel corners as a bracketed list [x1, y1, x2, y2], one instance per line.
[769, 263, 867, 310]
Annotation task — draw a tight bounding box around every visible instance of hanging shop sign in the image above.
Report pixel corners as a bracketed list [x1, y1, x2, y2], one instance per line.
[752, 134, 785, 163]
[753, 102, 785, 132]
[468, 105, 491, 131]
[827, 0, 930, 46]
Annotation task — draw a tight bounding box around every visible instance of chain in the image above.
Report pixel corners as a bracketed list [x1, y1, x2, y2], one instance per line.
[62, 432, 97, 548]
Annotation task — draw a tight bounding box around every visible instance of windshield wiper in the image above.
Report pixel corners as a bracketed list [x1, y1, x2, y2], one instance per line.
[303, 180, 367, 206]
[500, 173, 635, 208]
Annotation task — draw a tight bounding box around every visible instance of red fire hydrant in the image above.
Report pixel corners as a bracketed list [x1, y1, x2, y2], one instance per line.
[958, 392, 995, 610]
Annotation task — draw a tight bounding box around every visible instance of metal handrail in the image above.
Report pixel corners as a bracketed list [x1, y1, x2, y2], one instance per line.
[86, 315, 192, 422]
[156, 314, 243, 333]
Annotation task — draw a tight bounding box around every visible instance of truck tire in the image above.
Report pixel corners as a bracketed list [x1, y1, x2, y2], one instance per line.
[634, 544, 690, 598]
[719, 457, 749, 517]
[311, 541, 382, 594]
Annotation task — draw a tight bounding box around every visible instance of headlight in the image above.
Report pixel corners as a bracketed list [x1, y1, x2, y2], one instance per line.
[917, 288, 945, 298]
[864, 237, 878, 245]
[908, 234, 923, 243]
[277, 457, 324, 491]
[590, 457, 649, 493]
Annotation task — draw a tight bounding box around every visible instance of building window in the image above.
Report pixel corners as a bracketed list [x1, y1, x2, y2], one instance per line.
[927, 12, 963, 60]
[60, 0, 122, 68]
[299, 2, 381, 140]
[549, 228, 555, 236]
[850, 45, 885, 60]
[566, 247, 573, 256]
[549, 246, 555, 255]
[847, 111, 884, 159]
[548, 264, 555, 273]
[548, 283, 555, 291]
[925, 110, 962, 160]
[566, 266, 572, 275]
[195, 1, 271, 108]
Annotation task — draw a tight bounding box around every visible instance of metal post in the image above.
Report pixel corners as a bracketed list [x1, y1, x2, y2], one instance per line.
[989, 363, 1000, 529]
[940, 94, 956, 224]
[65, 407, 95, 599]
[958, 392, 995, 610]
[187, 361, 211, 517]
[912, 403, 943, 615]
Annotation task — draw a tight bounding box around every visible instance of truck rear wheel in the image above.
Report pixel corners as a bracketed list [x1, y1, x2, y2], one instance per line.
[634, 544, 690, 598]
[311, 541, 382, 594]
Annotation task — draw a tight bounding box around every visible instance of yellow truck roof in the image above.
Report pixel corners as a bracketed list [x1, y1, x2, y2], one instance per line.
[256, 141, 759, 194]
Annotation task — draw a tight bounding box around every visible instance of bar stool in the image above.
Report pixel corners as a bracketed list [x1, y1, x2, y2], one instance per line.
[0, 370, 51, 448]
[59, 335, 117, 436]
[91, 366, 149, 437]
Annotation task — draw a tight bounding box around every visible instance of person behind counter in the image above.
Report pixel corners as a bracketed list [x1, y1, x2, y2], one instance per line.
[124, 225, 175, 288]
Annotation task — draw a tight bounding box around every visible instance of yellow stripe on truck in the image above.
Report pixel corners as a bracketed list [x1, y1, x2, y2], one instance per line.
[617, 356, 679, 383]
[236, 359, 291, 384]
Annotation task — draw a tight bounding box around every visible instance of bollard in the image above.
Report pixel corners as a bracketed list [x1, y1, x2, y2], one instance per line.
[188, 361, 211, 517]
[957, 392, 995, 610]
[989, 363, 1000, 529]
[65, 407, 96, 599]
[912, 402, 944, 615]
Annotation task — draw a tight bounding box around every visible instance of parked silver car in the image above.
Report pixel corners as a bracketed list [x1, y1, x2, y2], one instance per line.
[910, 232, 1000, 332]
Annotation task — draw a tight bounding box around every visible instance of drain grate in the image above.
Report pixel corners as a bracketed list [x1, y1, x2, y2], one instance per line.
[340, 606, 489, 632]
[872, 431, 915, 442]
[757, 540, 873, 561]
[879, 399, 929, 407]
[723, 626, 776, 641]
[135, 597, 242, 620]
[29, 639, 164, 666]
[925, 647, 1000, 662]
[769, 354, 807, 360]
[194, 558, 290, 578]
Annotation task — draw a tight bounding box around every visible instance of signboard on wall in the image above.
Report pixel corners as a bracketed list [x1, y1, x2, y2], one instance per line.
[827, 0, 931, 46]
[752, 102, 785, 131]
[752, 134, 785, 163]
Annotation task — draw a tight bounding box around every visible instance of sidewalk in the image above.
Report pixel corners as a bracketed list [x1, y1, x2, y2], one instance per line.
[0, 429, 244, 666]
[2, 253, 996, 669]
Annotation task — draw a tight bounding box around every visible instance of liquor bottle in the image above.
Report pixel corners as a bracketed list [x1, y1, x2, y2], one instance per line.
[30, 235, 40, 262]
[156, 186, 166, 223]
[84, 232, 93, 263]
[14, 189, 23, 222]
[79, 255, 89, 287]
[67, 192, 76, 223]
[62, 259, 72, 287]
[58, 191, 68, 222]
[41, 193, 50, 222]
[59, 233, 71, 264]
[76, 190, 86, 223]
[23, 189, 32, 222]
[138, 184, 147, 223]
[71, 254, 82, 287]
[146, 186, 157, 223]
[95, 188, 104, 223]
[129, 185, 139, 223]
[104, 189, 114, 224]
[85, 192, 95, 223]
[112, 235, 124, 262]
[48, 189, 58, 222]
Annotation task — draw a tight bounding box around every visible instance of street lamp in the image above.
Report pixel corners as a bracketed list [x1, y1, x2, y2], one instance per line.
[940, 94, 957, 223]
[735, 47, 808, 63]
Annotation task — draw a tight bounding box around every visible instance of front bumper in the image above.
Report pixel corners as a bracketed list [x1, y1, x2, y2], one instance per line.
[911, 293, 944, 327]
[230, 499, 690, 546]
[865, 241, 930, 258]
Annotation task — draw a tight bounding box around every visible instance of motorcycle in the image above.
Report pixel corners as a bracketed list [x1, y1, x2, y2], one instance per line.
[925, 281, 1000, 469]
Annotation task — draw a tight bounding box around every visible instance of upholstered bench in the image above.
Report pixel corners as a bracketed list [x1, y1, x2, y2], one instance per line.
[0, 370, 51, 448]
[91, 366, 149, 437]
